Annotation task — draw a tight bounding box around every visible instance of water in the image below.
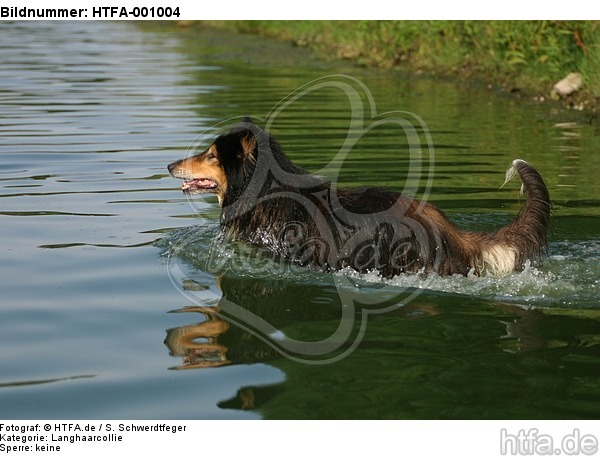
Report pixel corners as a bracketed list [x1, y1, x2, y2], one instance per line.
[1, 21, 600, 419]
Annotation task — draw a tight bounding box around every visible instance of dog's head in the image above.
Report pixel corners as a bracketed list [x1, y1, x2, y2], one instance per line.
[168, 119, 259, 206]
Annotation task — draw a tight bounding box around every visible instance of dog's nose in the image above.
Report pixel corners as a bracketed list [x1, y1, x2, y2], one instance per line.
[167, 161, 178, 174]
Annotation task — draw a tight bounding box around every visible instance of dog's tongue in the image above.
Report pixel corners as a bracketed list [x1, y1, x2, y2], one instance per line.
[181, 179, 217, 191]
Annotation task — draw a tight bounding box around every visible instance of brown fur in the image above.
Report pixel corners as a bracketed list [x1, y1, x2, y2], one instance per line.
[168, 144, 228, 205]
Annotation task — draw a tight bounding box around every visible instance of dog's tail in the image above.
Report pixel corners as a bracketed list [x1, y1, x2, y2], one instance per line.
[476, 159, 551, 275]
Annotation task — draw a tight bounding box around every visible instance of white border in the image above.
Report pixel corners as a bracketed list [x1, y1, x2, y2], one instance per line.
[4, 420, 600, 456]
[2, 0, 599, 20]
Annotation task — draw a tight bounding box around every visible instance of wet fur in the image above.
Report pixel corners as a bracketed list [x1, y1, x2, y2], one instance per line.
[168, 121, 551, 277]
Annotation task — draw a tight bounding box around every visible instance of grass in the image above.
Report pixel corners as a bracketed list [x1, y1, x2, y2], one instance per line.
[198, 21, 600, 99]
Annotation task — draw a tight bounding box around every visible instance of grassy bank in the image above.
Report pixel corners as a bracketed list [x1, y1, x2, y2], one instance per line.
[199, 21, 600, 103]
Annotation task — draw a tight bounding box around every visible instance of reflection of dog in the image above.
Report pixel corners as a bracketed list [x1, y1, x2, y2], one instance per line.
[168, 118, 550, 277]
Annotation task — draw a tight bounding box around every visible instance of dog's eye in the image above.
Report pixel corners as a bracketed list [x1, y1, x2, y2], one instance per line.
[206, 152, 217, 160]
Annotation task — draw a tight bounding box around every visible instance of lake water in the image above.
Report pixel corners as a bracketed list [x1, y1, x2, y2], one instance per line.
[1, 21, 599, 419]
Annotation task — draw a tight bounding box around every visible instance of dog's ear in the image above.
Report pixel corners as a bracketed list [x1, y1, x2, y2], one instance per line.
[240, 131, 257, 158]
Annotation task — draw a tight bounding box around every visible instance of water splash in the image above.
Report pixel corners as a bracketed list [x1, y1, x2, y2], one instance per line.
[159, 225, 600, 309]
[345, 240, 599, 308]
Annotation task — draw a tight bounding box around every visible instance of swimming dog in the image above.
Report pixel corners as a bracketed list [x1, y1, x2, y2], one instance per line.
[168, 119, 550, 277]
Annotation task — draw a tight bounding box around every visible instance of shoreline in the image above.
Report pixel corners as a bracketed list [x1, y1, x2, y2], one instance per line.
[179, 21, 600, 115]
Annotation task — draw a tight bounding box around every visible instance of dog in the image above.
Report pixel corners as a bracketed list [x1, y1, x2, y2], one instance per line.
[168, 118, 550, 277]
